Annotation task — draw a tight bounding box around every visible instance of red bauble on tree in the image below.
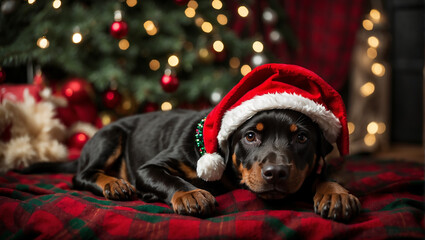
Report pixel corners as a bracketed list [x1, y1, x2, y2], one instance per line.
[110, 20, 128, 39]
[68, 132, 89, 149]
[160, 74, 179, 93]
[68, 132, 89, 150]
[61, 78, 92, 103]
[103, 89, 122, 109]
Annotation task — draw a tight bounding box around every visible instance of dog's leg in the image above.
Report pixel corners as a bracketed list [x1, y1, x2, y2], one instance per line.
[73, 129, 136, 201]
[136, 163, 217, 217]
[313, 181, 361, 221]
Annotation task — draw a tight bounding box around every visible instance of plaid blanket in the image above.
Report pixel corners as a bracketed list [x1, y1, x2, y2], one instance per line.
[1, 157, 424, 239]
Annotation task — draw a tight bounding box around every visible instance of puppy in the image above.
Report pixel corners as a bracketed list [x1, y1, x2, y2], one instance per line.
[21, 64, 361, 221]
[22, 109, 360, 221]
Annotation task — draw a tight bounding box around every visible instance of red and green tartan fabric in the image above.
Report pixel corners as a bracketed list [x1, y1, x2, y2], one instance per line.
[1, 157, 424, 239]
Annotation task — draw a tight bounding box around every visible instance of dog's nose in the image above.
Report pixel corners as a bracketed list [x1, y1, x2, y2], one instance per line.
[261, 165, 289, 183]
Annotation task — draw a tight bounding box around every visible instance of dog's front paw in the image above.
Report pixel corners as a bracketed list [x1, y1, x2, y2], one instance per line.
[103, 179, 137, 201]
[313, 181, 361, 221]
[171, 189, 217, 217]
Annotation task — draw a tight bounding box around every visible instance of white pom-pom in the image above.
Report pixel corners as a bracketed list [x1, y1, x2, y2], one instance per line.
[196, 153, 225, 181]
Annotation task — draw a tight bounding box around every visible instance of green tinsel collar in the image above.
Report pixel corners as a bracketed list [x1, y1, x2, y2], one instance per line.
[195, 117, 207, 156]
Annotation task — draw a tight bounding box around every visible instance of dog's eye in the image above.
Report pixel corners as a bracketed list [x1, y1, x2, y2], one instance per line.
[245, 132, 257, 142]
[297, 133, 308, 144]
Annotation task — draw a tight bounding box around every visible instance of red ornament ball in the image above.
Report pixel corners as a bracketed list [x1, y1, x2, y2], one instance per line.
[160, 74, 179, 93]
[68, 132, 89, 150]
[103, 89, 122, 109]
[110, 21, 128, 39]
[62, 78, 92, 103]
[0, 68, 5, 83]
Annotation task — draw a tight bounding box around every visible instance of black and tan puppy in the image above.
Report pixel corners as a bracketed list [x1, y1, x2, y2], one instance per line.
[22, 64, 361, 221]
[23, 108, 360, 221]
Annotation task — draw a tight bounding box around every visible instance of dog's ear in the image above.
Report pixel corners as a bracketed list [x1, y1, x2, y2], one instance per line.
[315, 131, 333, 175]
[318, 131, 333, 158]
[220, 137, 233, 169]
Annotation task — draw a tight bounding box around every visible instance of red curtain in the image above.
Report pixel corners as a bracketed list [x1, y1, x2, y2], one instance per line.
[230, 0, 365, 91]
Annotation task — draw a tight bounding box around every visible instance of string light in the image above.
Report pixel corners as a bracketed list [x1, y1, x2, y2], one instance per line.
[72, 32, 83, 44]
[149, 59, 160, 71]
[370, 9, 381, 23]
[270, 30, 281, 42]
[52, 0, 61, 9]
[367, 122, 379, 134]
[252, 41, 264, 53]
[238, 6, 249, 17]
[199, 48, 209, 58]
[354, 7, 387, 150]
[213, 40, 224, 52]
[212, 0, 222, 10]
[251, 54, 266, 66]
[217, 14, 228, 25]
[114, 10, 122, 21]
[362, 19, 373, 31]
[121, 99, 132, 111]
[371, 63, 385, 77]
[377, 122, 386, 134]
[28, 0, 36, 4]
[360, 82, 375, 97]
[348, 122, 355, 134]
[144, 20, 158, 36]
[164, 68, 172, 76]
[211, 91, 222, 103]
[118, 39, 130, 50]
[201, 21, 213, 33]
[195, 17, 204, 27]
[367, 47, 377, 59]
[368, 36, 379, 48]
[240, 65, 251, 76]
[100, 112, 113, 126]
[161, 102, 173, 111]
[185, 7, 196, 18]
[229, 57, 240, 69]
[143, 20, 154, 31]
[37, 36, 49, 49]
[364, 134, 376, 146]
[168, 55, 179, 67]
[126, 0, 137, 7]
[188, 0, 198, 9]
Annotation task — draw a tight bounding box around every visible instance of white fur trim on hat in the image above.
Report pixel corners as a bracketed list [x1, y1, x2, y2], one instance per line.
[217, 92, 341, 149]
[196, 153, 225, 181]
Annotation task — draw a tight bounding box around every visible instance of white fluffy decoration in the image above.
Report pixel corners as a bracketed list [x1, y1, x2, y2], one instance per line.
[217, 92, 341, 149]
[0, 89, 68, 172]
[196, 153, 225, 181]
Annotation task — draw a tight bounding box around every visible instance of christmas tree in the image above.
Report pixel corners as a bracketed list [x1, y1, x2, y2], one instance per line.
[0, 0, 295, 116]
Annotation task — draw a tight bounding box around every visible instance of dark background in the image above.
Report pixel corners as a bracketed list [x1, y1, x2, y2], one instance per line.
[388, 0, 424, 144]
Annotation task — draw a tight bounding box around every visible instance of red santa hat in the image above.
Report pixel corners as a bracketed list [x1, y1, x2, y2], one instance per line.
[196, 63, 349, 181]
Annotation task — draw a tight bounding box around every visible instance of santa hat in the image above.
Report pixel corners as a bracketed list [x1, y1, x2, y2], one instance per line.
[196, 64, 349, 181]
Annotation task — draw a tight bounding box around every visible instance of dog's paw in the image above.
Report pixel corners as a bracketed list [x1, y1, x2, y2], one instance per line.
[171, 189, 217, 217]
[314, 192, 361, 221]
[313, 181, 361, 221]
[103, 179, 137, 201]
